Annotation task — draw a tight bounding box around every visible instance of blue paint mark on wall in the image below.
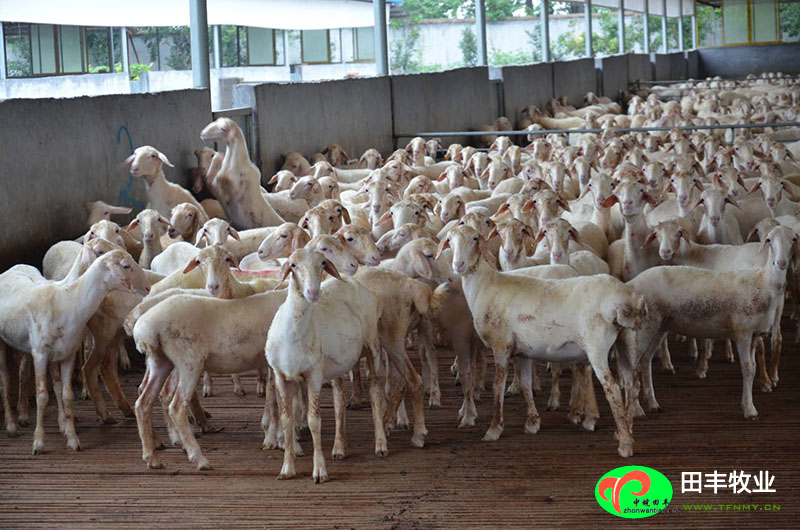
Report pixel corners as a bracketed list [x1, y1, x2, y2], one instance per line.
[116, 124, 145, 209]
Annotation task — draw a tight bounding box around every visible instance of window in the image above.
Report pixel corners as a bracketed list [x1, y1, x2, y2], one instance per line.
[301, 29, 330, 63]
[750, 0, 778, 42]
[354, 26, 375, 61]
[85, 27, 113, 73]
[720, 0, 780, 45]
[247, 27, 275, 65]
[3, 22, 33, 77]
[723, 0, 749, 43]
[59, 25, 84, 73]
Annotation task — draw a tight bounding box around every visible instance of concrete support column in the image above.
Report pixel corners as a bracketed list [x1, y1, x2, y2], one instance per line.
[661, 0, 668, 53]
[374, 0, 389, 76]
[190, 0, 210, 88]
[541, 0, 550, 62]
[120, 27, 130, 76]
[678, 0, 684, 51]
[213, 25, 222, 69]
[692, 13, 698, 49]
[476, 0, 488, 66]
[618, 0, 625, 54]
[0, 22, 7, 79]
[643, 0, 650, 53]
[585, 0, 593, 57]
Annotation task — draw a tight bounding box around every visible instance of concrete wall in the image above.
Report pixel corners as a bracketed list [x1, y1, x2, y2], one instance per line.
[698, 44, 800, 78]
[652, 53, 671, 81]
[0, 73, 130, 100]
[501, 63, 554, 128]
[686, 50, 699, 79]
[628, 53, 653, 84]
[391, 67, 493, 148]
[667, 52, 687, 80]
[597, 55, 628, 103]
[245, 77, 393, 177]
[553, 58, 596, 107]
[0, 89, 212, 270]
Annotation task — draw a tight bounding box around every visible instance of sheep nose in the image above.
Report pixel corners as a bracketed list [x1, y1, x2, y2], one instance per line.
[208, 283, 219, 292]
[660, 250, 672, 260]
[777, 259, 788, 269]
[710, 216, 721, 224]
[305, 289, 320, 302]
[372, 204, 381, 212]
[368, 255, 381, 266]
[168, 228, 176, 237]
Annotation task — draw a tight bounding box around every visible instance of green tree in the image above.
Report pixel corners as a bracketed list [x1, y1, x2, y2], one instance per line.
[459, 27, 478, 66]
[390, 22, 422, 72]
[780, 3, 800, 41]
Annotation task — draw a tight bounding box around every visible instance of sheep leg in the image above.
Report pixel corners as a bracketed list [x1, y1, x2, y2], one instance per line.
[262, 369, 280, 450]
[454, 336, 477, 428]
[346, 362, 364, 410]
[736, 334, 758, 419]
[191, 391, 220, 433]
[48, 362, 66, 435]
[579, 364, 600, 432]
[566, 363, 585, 426]
[640, 341, 662, 412]
[754, 336, 771, 393]
[518, 358, 540, 434]
[475, 345, 487, 394]
[420, 324, 440, 409]
[17, 353, 31, 426]
[202, 371, 213, 397]
[383, 361, 407, 431]
[305, 376, 328, 483]
[390, 351, 427, 447]
[82, 330, 114, 425]
[364, 346, 389, 458]
[58, 355, 81, 452]
[532, 362, 541, 395]
[231, 374, 245, 396]
[589, 350, 634, 458]
[31, 352, 50, 456]
[546, 362, 561, 410]
[696, 340, 712, 379]
[769, 316, 782, 387]
[169, 369, 212, 470]
[505, 358, 522, 396]
[658, 336, 675, 374]
[118, 342, 132, 373]
[484, 346, 510, 442]
[331, 378, 346, 460]
[688, 337, 698, 361]
[0, 343, 18, 437]
[159, 373, 182, 447]
[275, 372, 298, 480]
[256, 368, 267, 397]
[99, 334, 134, 418]
[725, 339, 735, 363]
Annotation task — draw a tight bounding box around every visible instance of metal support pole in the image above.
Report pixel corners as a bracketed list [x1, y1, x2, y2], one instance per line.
[618, 0, 625, 54]
[644, 0, 650, 53]
[661, 0, 668, 53]
[374, 0, 389, 76]
[678, 0, 684, 51]
[585, 0, 593, 57]
[212, 25, 222, 69]
[109, 27, 115, 69]
[190, 0, 210, 88]
[120, 27, 130, 76]
[475, 0, 488, 66]
[691, 12, 697, 49]
[0, 22, 7, 79]
[541, 0, 550, 62]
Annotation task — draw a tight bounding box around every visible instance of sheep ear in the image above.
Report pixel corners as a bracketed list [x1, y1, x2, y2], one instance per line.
[641, 231, 657, 248]
[435, 237, 450, 260]
[437, 172, 448, 182]
[568, 227, 582, 245]
[376, 211, 393, 226]
[157, 152, 174, 168]
[291, 230, 309, 251]
[120, 153, 136, 168]
[338, 204, 351, 224]
[782, 181, 798, 201]
[299, 214, 309, 229]
[532, 229, 546, 248]
[748, 182, 762, 195]
[183, 258, 200, 274]
[323, 259, 342, 281]
[487, 227, 499, 240]
[642, 192, 659, 206]
[194, 229, 207, 247]
[127, 219, 139, 231]
[411, 249, 433, 280]
[725, 196, 741, 209]
[358, 154, 367, 168]
[227, 226, 241, 241]
[691, 197, 705, 212]
[228, 254, 240, 269]
[109, 205, 132, 215]
[557, 196, 571, 213]
[268, 174, 279, 185]
[745, 226, 760, 243]
[275, 261, 291, 289]
[321, 146, 330, 155]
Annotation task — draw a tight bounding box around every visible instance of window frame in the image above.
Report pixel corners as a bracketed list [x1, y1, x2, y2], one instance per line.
[245, 26, 277, 66]
[352, 26, 376, 63]
[300, 29, 331, 64]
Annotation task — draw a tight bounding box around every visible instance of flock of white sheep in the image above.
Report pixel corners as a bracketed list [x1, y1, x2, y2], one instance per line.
[1, 71, 799, 483]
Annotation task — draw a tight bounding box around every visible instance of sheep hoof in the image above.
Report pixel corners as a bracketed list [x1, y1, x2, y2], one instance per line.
[617, 442, 634, 458]
[375, 445, 389, 458]
[346, 401, 362, 410]
[18, 417, 29, 427]
[155, 441, 166, 451]
[122, 408, 136, 419]
[771, 375, 779, 387]
[411, 433, 426, 448]
[743, 407, 758, 419]
[566, 411, 582, 425]
[233, 388, 246, 397]
[483, 426, 502, 441]
[276, 472, 295, 481]
[332, 451, 345, 461]
[67, 440, 82, 452]
[760, 382, 773, 393]
[458, 417, 475, 429]
[196, 460, 212, 471]
[6, 426, 19, 438]
[32, 440, 44, 455]
[313, 472, 329, 484]
[524, 418, 540, 434]
[102, 416, 118, 425]
[146, 460, 164, 470]
[546, 402, 559, 411]
[582, 418, 597, 432]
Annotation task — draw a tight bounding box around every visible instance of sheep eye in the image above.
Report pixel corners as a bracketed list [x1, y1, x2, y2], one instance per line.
[320, 261, 327, 268]
[280, 233, 288, 238]
[320, 247, 328, 252]
[328, 216, 335, 222]
[116, 228, 120, 233]
[459, 221, 465, 226]
[90, 232, 95, 237]
[291, 263, 297, 268]
[104, 211, 109, 216]
[472, 236, 478, 241]
[766, 239, 772, 243]
[346, 237, 354, 242]
[122, 263, 131, 270]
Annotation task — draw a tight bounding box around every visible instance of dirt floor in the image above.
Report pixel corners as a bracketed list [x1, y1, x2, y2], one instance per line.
[0, 322, 798, 529]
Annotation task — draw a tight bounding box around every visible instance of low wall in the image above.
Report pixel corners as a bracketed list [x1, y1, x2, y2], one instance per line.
[628, 53, 653, 84]
[0, 72, 130, 100]
[553, 58, 596, 107]
[0, 89, 212, 270]
[698, 44, 800, 78]
[244, 77, 393, 177]
[391, 67, 493, 148]
[597, 55, 628, 103]
[501, 63, 554, 127]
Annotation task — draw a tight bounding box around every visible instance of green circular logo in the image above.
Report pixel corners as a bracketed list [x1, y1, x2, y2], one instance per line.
[595, 466, 673, 519]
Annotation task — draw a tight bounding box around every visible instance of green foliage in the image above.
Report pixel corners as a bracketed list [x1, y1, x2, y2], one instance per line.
[390, 24, 422, 72]
[780, 3, 800, 40]
[488, 27, 541, 65]
[459, 27, 478, 66]
[127, 62, 154, 80]
[400, 0, 528, 22]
